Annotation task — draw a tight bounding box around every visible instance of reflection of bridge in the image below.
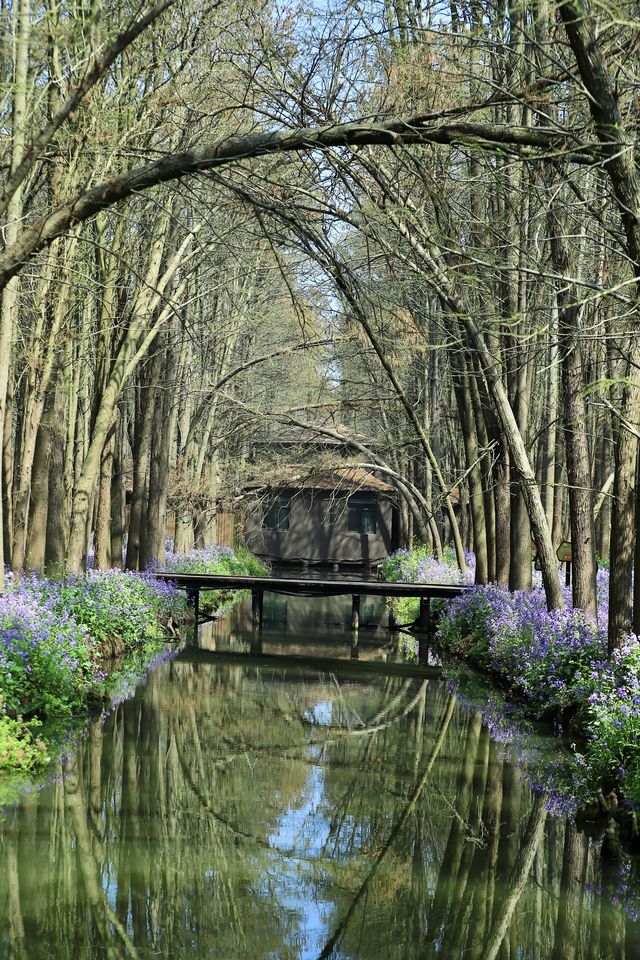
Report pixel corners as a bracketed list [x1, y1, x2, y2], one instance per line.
[155, 573, 470, 633]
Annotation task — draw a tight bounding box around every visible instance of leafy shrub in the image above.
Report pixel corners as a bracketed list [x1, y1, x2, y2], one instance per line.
[381, 545, 471, 623]
[50, 570, 186, 650]
[0, 710, 48, 771]
[485, 594, 606, 714]
[438, 585, 512, 659]
[162, 544, 267, 578]
[162, 545, 268, 611]
[576, 635, 640, 797]
[0, 547, 264, 774]
[384, 547, 640, 799]
[438, 585, 609, 715]
[0, 589, 94, 717]
[380, 544, 473, 586]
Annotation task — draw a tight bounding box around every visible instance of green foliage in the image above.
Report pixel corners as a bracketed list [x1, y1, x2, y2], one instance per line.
[0, 569, 190, 775]
[164, 545, 268, 612]
[381, 545, 468, 626]
[0, 710, 49, 772]
[164, 544, 268, 578]
[0, 588, 95, 718]
[0, 548, 264, 776]
[51, 571, 186, 651]
[575, 638, 640, 798]
[437, 584, 640, 799]
[383, 547, 640, 800]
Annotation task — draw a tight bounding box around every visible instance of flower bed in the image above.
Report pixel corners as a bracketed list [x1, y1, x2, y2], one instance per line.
[0, 545, 265, 775]
[159, 544, 268, 611]
[379, 545, 474, 623]
[382, 547, 640, 803]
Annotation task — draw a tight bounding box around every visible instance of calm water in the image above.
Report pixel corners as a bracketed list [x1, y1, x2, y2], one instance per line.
[1, 591, 639, 959]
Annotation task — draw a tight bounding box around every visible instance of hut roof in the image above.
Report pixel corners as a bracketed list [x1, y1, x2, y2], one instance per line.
[246, 464, 394, 495]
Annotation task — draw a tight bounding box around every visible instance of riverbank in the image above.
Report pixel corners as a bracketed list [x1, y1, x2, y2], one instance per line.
[381, 547, 640, 807]
[0, 546, 267, 776]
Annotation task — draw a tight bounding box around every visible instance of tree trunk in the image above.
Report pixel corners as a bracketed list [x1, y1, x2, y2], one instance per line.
[110, 417, 125, 569]
[377, 203, 561, 605]
[2, 380, 14, 573]
[140, 375, 169, 568]
[558, 0, 640, 648]
[543, 310, 559, 533]
[549, 206, 597, 617]
[509, 488, 532, 591]
[174, 510, 194, 553]
[552, 435, 565, 549]
[66, 230, 192, 570]
[560, 317, 597, 618]
[45, 369, 69, 574]
[125, 371, 157, 571]
[470, 369, 496, 581]
[94, 429, 115, 570]
[24, 378, 59, 570]
[0, 0, 30, 590]
[451, 352, 489, 583]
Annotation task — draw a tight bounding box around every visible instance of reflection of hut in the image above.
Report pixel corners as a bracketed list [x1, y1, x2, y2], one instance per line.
[243, 466, 400, 568]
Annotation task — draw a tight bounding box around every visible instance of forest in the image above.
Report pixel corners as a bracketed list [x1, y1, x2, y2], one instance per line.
[5, 0, 640, 953]
[0, 0, 639, 644]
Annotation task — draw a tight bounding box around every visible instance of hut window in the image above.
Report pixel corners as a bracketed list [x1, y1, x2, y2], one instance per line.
[262, 494, 291, 531]
[347, 496, 377, 534]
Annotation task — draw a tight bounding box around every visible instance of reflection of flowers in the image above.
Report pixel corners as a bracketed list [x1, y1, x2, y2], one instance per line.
[443, 667, 585, 816]
[592, 860, 640, 924]
[104, 645, 181, 710]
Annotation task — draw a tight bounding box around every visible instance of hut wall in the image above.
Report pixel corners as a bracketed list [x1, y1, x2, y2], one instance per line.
[243, 490, 395, 564]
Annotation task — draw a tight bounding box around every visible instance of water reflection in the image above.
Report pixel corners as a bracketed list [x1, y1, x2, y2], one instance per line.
[0, 654, 639, 958]
[203, 590, 397, 662]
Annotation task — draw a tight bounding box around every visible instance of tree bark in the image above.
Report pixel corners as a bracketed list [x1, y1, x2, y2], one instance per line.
[67, 227, 192, 570]
[110, 417, 125, 569]
[451, 348, 489, 583]
[94, 429, 115, 570]
[44, 368, 68, 574]
[548, 204, 597, 617]
[0, 0, 30, 590]
[24, 376, 59, 570]
[125, 368, 157, 571]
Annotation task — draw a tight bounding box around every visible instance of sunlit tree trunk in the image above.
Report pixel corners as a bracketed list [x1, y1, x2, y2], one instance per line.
[0, 0, 30, 590]
[549, 205, 597, 617]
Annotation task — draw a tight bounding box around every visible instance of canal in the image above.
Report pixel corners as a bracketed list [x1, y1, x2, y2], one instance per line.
[0, 591, 638, 958]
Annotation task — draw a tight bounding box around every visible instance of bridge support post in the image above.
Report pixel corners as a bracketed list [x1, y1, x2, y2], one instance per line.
[350, 633, 359, 659]
[388, 606, 399, 631]
[250, 624, 263, 656]
[418, 596, 431, 631]
[252, 590, 263, 627]
[186, 588, 200, 646]
[418, 635, 429, 664]
[351, 594, 360, 630]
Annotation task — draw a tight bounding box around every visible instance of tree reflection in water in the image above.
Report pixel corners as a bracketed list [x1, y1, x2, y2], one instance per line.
[0, 656, 639, 959]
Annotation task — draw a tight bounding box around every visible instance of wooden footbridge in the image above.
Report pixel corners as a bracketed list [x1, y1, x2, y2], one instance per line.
[154, 572, 470, 633]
